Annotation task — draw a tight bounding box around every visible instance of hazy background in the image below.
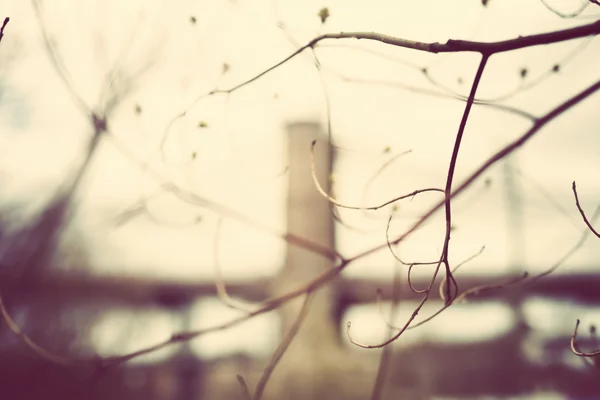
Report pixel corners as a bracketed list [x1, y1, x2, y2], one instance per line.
[0, 0, 599, 398]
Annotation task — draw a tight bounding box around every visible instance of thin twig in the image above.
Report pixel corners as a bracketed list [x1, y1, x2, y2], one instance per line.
[540, 0, 590, 18]
[371, 268, 401, 400]
[0, 293, 89, 367]
[236, 375, 252, 400]
[326, 69, 538, 121]
[253, 294, 312, 400]
[515, 169, 581, 231]
[572, 181, 600, 238]
[439, 245, 485, 302]
[529, 203, 600, 282]
[384, 215, 441, 267]
[361, 150, 415, 209]
[440, 54, 489, 303]
[347, 294, 428, 349]
[31, 0, 90, 115]
[0, 17, 9, 43]
[98, 9, 145, 112]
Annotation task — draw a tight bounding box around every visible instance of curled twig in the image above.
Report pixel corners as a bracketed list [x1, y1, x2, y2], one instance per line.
[540, 0, 590, 18]
[213, 217, 255, 313]
[385, 216, 442, 268]
[407, 263, 431, 294]
[311, 141, 444, 211]
[571, 319, 600, 357]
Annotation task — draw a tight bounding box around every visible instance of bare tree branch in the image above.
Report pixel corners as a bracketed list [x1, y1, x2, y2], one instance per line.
[206, 20, 600, 98]
[7, 1, 600, 369]
[318, 39, 584, 115]
[440, 55, 489, 303]
[63, 77, 600, 362]
[342, 79, 600, 347]
[352, 78, 600, 264]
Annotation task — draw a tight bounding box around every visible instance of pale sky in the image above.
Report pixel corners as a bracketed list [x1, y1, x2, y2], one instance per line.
[1, 0, 600, 369]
